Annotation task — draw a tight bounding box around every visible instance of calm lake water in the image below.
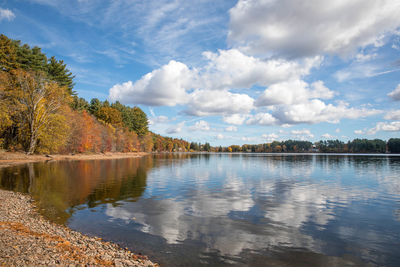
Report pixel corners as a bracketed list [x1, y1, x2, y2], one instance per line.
[1, 153, 400, 266]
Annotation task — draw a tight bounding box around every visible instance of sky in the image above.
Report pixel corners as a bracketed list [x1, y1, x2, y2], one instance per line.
[1, 0, 400, 146]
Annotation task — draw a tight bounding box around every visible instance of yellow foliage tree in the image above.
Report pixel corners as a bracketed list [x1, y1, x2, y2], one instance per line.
[141, 132, 154, 152]
[35, 112, 70, 154]
[96, 106, 123, 127]
[0, 70, 71, 154]
[0, 95, 13, 147]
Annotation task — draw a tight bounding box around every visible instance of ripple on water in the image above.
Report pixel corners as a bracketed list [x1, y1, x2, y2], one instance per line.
[1, 154, 400, 266]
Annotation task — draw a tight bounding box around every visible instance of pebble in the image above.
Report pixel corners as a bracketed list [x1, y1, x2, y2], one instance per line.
[0, 189, 157, 266]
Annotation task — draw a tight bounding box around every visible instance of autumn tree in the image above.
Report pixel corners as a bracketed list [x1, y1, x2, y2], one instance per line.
[1, 34, 203, 154]
[35, 110, 70, 153]
[0, 79, 13, 147]
[96, 106, 123, 126]
[0, 70, 71, 154]
[67, 110, 102, 153]
[140, 133, 154, 152]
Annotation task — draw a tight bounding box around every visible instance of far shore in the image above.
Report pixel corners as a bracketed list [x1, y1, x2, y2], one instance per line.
[1, 151, 398, 169]
[0, 151, 148, 169]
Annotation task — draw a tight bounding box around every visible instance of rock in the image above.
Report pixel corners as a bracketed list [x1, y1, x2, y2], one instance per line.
[0, 189, 157, 267]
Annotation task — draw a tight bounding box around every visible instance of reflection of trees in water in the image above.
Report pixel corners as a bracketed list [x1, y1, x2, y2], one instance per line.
[0, 156, 156, 224]
[312, 155, 395, 175]
[388, 157, 400, 172]
[350, 156, 387, 169]
[0, 165, 31, 192]
[87, 157, 153, 207]
[150, 153, 210, 170]
[3, 154, 400, 265]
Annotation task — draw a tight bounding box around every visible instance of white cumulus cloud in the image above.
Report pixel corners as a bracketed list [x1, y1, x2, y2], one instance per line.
[185, 90, 254, 116]
[229, 0, 400, 58]
[106, 0, 391, 130]
[200, 49, 320, 89]
[109, 60, 192, 106]
[256, 80, 334, 106]
[222, 114, 248, 125]
[246, 113, 277, 126]
[272, 100, 382, 125]
[367, 121, 400, 134]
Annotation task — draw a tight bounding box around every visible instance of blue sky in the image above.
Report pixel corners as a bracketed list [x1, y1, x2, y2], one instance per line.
[1, 0, 400, 146]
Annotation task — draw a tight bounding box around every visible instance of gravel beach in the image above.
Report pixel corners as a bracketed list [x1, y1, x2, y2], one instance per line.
[0, 188, 157, 266]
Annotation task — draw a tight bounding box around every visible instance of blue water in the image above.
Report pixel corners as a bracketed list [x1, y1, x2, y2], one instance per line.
[1, 153, 400, 266]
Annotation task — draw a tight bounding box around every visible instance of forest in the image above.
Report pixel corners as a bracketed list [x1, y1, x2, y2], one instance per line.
[0, 34, 399, 154]
[0, 34, 190, 154]
[218, 138, 400, 153]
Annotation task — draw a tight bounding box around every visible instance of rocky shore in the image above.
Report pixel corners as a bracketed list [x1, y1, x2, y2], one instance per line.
[0, 189, 157, 266]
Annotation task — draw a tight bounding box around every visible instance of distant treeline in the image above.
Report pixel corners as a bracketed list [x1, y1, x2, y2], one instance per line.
[212, 138, 400, 154]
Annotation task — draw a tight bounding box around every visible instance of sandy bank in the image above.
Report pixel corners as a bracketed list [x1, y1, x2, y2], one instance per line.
[0, 151, 148, 168]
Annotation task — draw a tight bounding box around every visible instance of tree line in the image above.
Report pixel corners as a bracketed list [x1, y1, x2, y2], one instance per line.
[1, 34, 399, 155]
[213, 138, 400, 153]
[0, 34, 193, 154]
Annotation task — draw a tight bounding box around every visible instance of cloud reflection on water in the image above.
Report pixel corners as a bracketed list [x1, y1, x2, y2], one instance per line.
[3, 154, 399, 265]
[104, 154, 385, 260]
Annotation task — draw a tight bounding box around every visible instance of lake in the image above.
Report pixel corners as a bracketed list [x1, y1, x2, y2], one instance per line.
[1, 153, 400, 266]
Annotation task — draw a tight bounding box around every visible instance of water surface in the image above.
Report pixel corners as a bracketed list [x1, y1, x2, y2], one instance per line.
[1, 153, 400, 266]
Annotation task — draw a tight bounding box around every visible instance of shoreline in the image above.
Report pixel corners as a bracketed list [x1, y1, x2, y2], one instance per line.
[1, 151, 397, 170]
[0, 151, 149, 169]
[0, 152, 157, 266]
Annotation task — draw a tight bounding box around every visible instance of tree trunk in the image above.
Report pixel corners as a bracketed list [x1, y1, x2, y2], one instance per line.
[27, 134, 37, 154]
